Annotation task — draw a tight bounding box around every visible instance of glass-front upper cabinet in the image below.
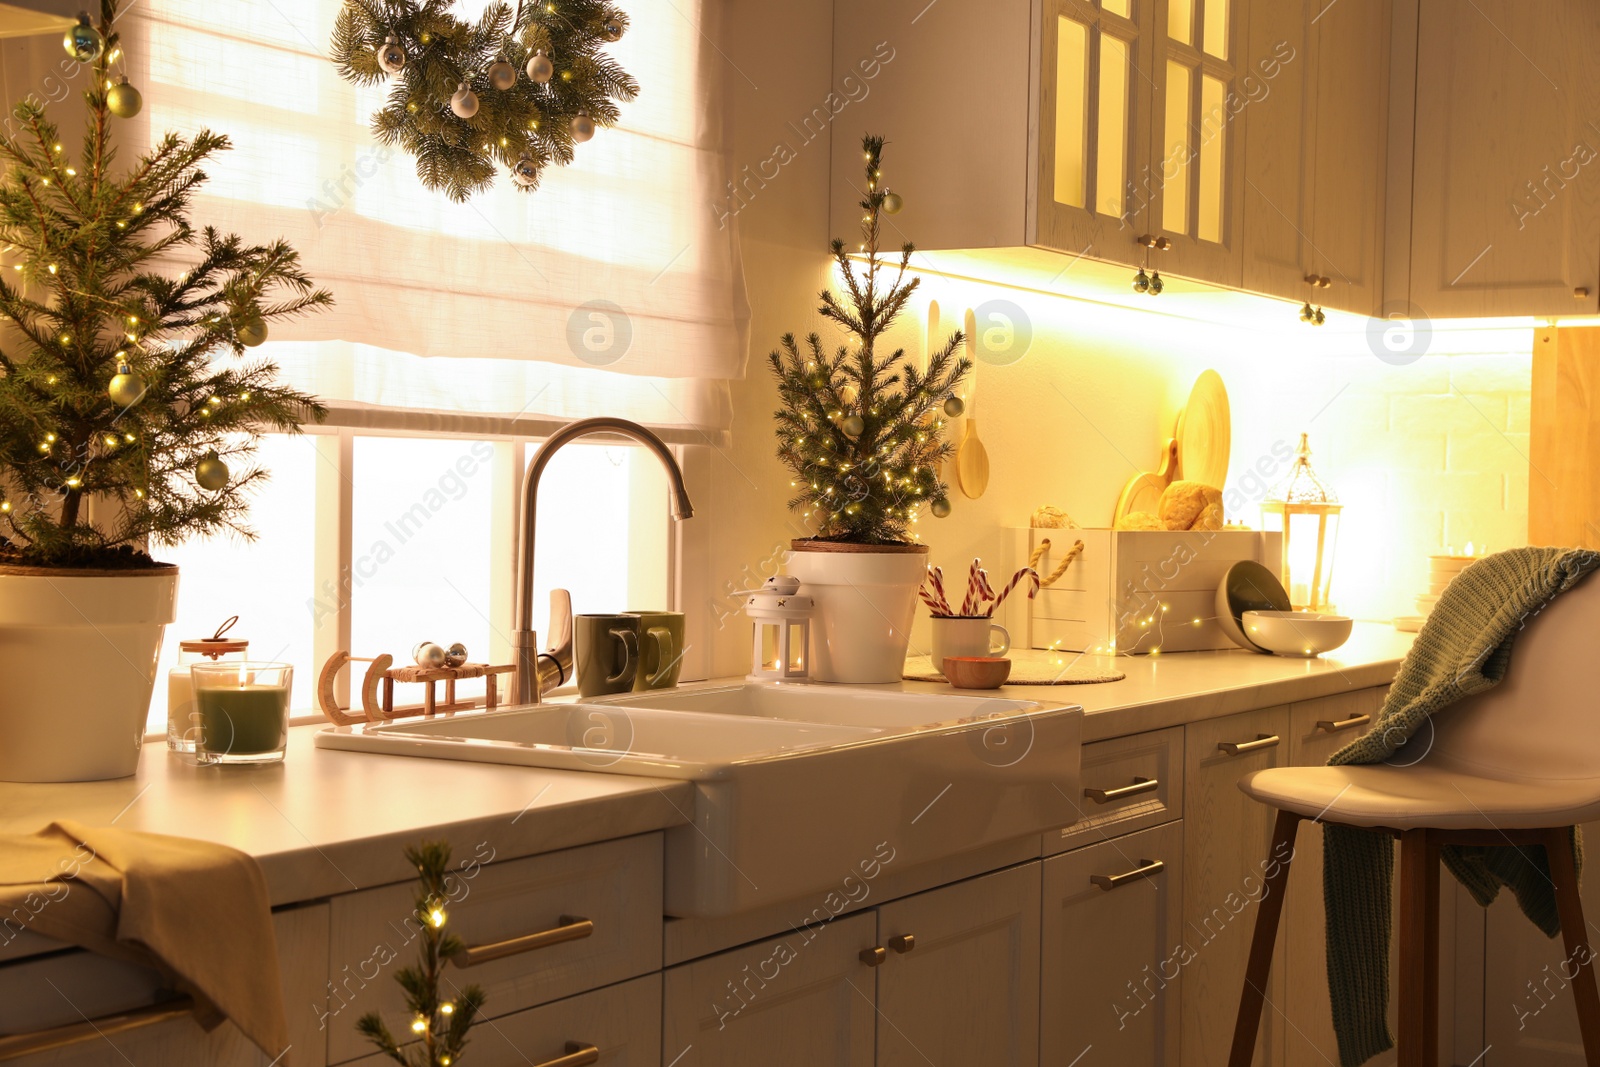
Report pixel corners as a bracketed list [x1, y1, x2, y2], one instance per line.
[1146, 0, 1247, 286]
[1035, 0, 1155, 263]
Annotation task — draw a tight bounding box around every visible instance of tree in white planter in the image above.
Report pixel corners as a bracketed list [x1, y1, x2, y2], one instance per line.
[768, 134, 969, 682]
[0, 0, 330, 781]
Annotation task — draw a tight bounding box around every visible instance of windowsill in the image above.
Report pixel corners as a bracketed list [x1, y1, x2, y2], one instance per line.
[141, 683, 586, 743]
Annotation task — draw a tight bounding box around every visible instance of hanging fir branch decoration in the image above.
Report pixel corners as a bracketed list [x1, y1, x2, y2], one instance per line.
[768, 135, 970, 545]
[356, 841, 486, 1066]
[330, 0, 639, 202]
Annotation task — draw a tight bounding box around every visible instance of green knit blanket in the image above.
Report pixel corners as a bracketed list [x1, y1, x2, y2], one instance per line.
[1323, 546, 1600, 1066]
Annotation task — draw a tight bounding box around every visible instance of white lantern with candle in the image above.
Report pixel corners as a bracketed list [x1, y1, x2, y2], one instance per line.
[1260, 433, 1342, 613]
[742, 576, 814, 682]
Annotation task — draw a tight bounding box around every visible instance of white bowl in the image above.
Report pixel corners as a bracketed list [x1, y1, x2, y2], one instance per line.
[1241, 610, 1353, 657]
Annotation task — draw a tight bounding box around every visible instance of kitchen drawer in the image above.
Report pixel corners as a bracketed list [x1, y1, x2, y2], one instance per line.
[1042, 821, 1184, 1067]
[0, 903, 328, 1067]
[1047, 726, 1184, 854]
[328, 834, 662, 1065]
[344, 974, 661, 1067]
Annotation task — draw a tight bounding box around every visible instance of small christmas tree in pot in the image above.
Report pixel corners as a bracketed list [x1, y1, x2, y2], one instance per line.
[0, 0, 330, 782]
[771, 135, 968, 683]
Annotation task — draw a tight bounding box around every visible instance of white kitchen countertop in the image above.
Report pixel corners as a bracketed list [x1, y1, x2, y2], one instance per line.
[0, 621, 1410, 906]
[887, 620, 1413, 742]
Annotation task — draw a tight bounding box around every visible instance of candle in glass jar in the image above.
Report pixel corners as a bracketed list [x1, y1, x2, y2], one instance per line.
[191, 661, 292, 764]
[196, 685, 288, 756]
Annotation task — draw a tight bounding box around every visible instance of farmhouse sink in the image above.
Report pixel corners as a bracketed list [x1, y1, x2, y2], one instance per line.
[316, 685, 1084, 917]
[588, 680, 1037, 729]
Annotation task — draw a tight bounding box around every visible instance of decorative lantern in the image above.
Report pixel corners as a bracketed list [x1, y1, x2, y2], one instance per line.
[1260, 433, 1342, 612]
[742, 576, 813, 682]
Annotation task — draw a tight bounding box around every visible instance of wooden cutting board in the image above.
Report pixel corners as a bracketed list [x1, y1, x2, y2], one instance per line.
[1176, 369, 1231, 489]
[1113, 438, 1178, 522]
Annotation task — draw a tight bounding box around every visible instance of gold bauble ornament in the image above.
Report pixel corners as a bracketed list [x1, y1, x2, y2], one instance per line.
[195, 451, 230, 491]
[107, 77, 142, 119]
[942, 395, 964, 418]
[377, 34, 407, 75]
[450, 83, 480, 119]
[62, 15, 104, 63]
[108, 361, 146, 407]
[883, 191, 903, 214]
[487, 60, 516, 90]
[525, 50, 554, 83]
[841, 414, 865, 437]
[571, 110, 596, 143]
[930, 496, 952, 518]
[237, 317, 268, 347]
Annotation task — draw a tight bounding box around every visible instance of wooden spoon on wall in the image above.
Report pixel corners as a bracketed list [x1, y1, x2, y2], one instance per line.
[956, 307, 990, 499]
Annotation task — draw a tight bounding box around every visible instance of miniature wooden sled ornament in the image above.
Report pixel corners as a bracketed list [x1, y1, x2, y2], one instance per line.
[317, 651, 393, 725]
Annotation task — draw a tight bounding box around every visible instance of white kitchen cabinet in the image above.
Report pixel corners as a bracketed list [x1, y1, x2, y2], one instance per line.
[1305, 0, 1390, 317]
[0, 903, 329, 1067]
[874, 862, 1042, 1066]
[1035, 0, 1157, 262]
[1408, 0, 1600, 317]
[660, 863, 1041, 1067]
[1242, 0, 1390, 316]
[1042, 820, 1184, 1067]
[1146, 0, 1251, 286]
[661, 911, 877, 1066]
[1181, 704, 1291, 1067]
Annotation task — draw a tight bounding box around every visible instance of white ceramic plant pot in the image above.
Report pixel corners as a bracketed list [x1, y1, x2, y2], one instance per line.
[787, 541, 928, 684]
[0, 565, 178, 782]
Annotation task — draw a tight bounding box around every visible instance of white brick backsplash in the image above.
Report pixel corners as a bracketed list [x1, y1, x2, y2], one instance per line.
[1447, 354, 1535, 395]
[1507, 393, 1531, 433]
[1446, 430, 1530, 473]
[1389, 392, 1509, 435]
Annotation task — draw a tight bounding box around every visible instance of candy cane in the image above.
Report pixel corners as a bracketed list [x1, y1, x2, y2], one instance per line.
[960, 558, 984, 616]
[991, 566, 1041, 613]
[929, 566, 952, 616]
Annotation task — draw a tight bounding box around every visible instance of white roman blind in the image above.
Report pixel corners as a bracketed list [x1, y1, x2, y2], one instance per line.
[116, 0, 747, 439]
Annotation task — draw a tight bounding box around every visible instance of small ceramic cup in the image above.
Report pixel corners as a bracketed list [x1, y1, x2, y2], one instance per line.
[575, 614, 640, 697]
[627, 609, 686, 691]
[929, 615, 1010, 672]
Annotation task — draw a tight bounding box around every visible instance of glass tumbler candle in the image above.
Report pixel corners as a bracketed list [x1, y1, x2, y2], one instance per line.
[190, 661, 293, 765]
[167, 635, 249, 751]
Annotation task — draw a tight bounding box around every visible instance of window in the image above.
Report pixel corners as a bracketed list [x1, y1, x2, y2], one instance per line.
[147, 430, 672, 733]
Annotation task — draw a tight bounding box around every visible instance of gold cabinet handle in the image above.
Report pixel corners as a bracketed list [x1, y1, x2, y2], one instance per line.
[448, 915, 593, 968]
[888, 934, 916, 954]
[1084, 776, 1159, 804]
[1218, 734, 1280, 756]
[860, 946, 887, 966]
[1577, 287, 1591, 299]
[1316, 714, 1371, 733]
[0, 997, 194, 1060]
[1091, 858, 1165, 891]
[535, 1043, 600, 1067]
[1136, 234, 1172, 250]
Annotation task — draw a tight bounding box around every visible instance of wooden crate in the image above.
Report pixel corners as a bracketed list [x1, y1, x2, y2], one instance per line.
[1011, 528, 1283, 655]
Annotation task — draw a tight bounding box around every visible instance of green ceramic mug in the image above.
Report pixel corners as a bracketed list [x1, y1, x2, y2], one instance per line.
[628, 610, 686, 691]
[575, 614, 640, 697]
